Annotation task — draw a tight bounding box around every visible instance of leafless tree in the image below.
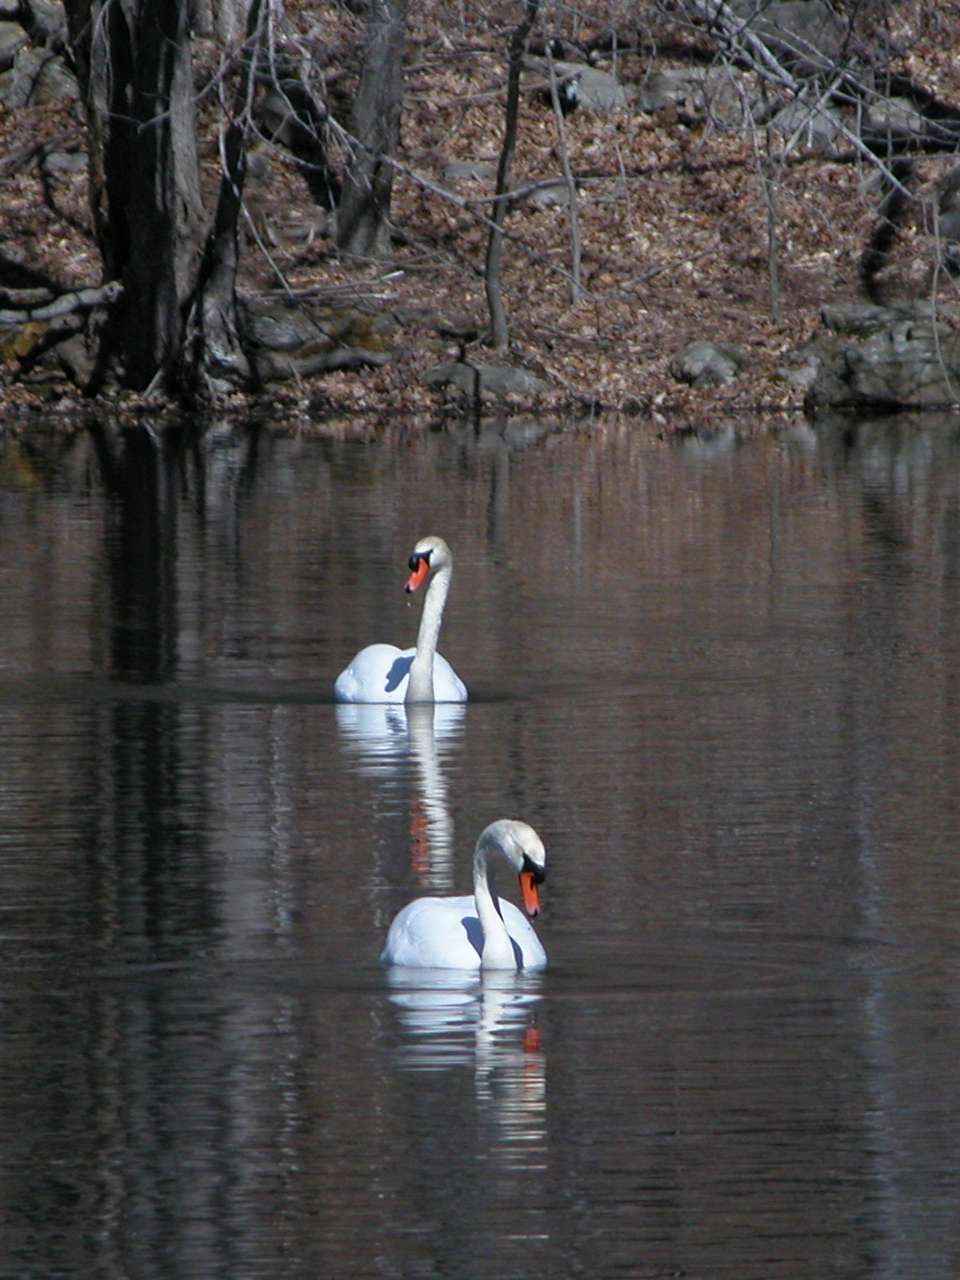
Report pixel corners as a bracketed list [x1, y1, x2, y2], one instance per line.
[63, 0, 210, 392]
[485, 0, 540, 354]
[336, 0, 407, 259]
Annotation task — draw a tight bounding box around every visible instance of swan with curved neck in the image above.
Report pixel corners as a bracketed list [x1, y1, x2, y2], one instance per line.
[334, 535, 467, 704]
[380, 819, 547, 970]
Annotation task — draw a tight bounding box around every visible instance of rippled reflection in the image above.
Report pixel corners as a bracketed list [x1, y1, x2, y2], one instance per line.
[386, 968, 546, 1168]
[336, 702, 464, 887]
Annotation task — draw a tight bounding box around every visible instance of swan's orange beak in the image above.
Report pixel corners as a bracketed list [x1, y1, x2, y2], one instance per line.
[405, 556, 430, 593]
[519, 870, 541, 918]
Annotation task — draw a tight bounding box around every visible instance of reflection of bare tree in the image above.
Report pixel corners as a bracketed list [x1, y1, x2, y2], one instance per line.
[447, 414, 555, 551]
[87, 422, 263, 681]
[89, 423, 177, 682]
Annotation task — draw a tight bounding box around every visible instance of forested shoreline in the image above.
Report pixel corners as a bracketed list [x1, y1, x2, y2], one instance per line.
[3, 2, 960, 429]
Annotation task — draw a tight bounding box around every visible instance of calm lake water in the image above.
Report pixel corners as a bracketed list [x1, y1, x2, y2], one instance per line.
[3, 413, 960, 1278]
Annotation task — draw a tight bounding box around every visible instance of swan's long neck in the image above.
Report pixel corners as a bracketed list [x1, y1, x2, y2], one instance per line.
[473, 836, 517, 969]
[405, 562, 451, 703]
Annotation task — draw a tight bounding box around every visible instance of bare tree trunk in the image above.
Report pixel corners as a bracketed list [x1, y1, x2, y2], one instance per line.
[747, 85, 782, 323]
[186, 0, 265, 392]
[336, 0, 406, 259]
[545, 47, 581, 305]
[485, 0, 539, 354]
[64, 0, 206, 391]
[760, 152, 781, 324]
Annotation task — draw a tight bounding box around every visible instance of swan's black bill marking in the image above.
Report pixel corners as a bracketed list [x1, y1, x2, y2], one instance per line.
[522, 853, 545, 885]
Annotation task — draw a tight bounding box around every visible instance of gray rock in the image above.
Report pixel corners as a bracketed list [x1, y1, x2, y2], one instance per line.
[634, 67, 751, 127]
[42, 151, 88, 174]
[526, 58, 629, 113]
[21, 0, 66, 46]
[55, 333, 97, 386]
[670, 340, 749, 387]
[569, 64, 629, 113]
[425, 361, 551, 397]
[635, 70, 687, 113]
[865, 96, 929, 143]
[239, 297, 394, 380]
[848, 327, 960, 407]
[443, 159, 498, 183]
[0, 20, 27, 73]
[820, 301, 936, 336]
[8, 46, 77, 106]
[806, 308, 960, 409]
[770, 99, 844, 151]
[729, 0, 847, 77]
[523, 180, 574, 208]
[824, 302, 926, 335]
[775, 339, 827, 391]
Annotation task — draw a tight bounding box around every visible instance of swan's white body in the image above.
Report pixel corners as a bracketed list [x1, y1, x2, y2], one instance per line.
[381, 820, 547, 971]
[334, 536, 467, 704]
[334, 643, 466, 704]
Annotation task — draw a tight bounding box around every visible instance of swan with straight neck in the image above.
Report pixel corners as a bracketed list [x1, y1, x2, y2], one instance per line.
[333, 535, 467, 704]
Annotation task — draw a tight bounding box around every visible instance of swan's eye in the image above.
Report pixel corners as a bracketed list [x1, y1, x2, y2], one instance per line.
[408, 550, 431, 571]
[522, 854, 545, 885]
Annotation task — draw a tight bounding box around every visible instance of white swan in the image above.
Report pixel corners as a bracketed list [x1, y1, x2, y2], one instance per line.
[334, 535, 468, 704]
[381, 819, 547, 970]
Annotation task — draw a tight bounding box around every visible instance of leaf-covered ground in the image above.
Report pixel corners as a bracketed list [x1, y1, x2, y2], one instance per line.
[3, 1, 960, 433]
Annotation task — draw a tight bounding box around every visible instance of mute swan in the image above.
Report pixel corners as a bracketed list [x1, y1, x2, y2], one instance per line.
[380, 819, 547, 970]
[334, 535, 468, 704]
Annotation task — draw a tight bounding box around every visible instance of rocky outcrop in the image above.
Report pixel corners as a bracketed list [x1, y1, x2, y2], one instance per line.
[424, 361, 551, 399]
[2, 291, 397, 389]
[804, 303, 960, 410]
[240, 297, 396, 381]
[0, 0, 73, 106]
[728, 0, 849, 77]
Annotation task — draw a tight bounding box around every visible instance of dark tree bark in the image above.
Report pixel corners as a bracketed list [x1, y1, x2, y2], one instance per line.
[185, 0, 263, 391]
[485, 0, 539, 354]
[58, 0, 392, 400]
[336, 0, 406, 259]
[64, 0, 206, 391]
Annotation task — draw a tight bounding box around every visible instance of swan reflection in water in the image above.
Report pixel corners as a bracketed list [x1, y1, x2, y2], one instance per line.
[335, 702, 465, 889]
[386, 969, 546, 1168]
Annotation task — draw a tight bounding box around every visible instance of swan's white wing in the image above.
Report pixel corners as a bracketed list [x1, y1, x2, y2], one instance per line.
[334, 644, 413, 703]
[335, 645, 466, 704]
[381, 896, 546, 970]
[381, 895, 483, 969]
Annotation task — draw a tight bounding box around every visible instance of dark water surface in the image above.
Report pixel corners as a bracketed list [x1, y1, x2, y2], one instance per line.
[3, 416, 960, 1277]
